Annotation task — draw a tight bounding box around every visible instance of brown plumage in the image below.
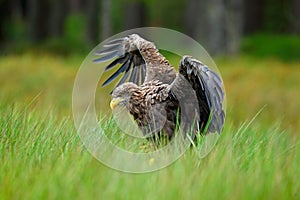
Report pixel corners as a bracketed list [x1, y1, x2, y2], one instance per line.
[94, 34, 225, 139]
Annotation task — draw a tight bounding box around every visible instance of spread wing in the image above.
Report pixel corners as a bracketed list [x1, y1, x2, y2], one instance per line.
[170, 56, 225, 134]
[94, 34, 176, 90]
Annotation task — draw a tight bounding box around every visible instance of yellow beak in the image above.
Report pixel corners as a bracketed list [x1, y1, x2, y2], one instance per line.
[110, 97, 124, 110]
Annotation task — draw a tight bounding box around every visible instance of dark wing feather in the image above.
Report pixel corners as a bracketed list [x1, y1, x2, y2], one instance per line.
[102, 55, 132, 86]
[96, 45, 120, 56]
[140, 64, 146, 83]
[115, 59, 132, 88]
[171, 56, 225, 134]
[94, 34, 176, 91]
[129, 66, 139, 83]
[104, 55, 127, 71]
[94, 35, 147, 88]
[103, 38, 124, 46]
[93, 51, 120, 63]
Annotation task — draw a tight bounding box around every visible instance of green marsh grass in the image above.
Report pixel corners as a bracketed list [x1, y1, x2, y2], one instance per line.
[1, 53, 300, 199]
[0, 102, 299, 199]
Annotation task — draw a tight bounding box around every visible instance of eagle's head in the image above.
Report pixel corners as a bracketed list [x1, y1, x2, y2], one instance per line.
[110, 82, 138, 110]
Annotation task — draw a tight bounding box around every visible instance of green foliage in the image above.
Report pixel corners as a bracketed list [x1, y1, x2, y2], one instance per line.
[241, 34, 300, 61]
[262, 0, 292, 32]
[3, 18, 28, 42]
[0, 102, 299, 199]
[145, 0, 185, 31]
[42, 13, 94, 55]
[1, 18, 30, 54]
[34, 14, 89, 55]
[63, 14, 89, 53]
[1, 14, 90, 55]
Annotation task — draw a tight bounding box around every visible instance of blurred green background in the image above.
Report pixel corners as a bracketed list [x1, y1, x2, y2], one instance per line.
[1, 1, 300, 199]
[1, 0, 300, 58]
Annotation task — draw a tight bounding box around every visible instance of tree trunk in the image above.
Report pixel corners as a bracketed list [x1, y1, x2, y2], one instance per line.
[100, 0, 112, 40]
[206, 0, 226, 55]
[291, 0, 300, 34]
[124, 1, 146, 30]
[194, 0, 226, 55]
[185, 0, 244, 56]
[28, 0, 49, 42]
[0, 0, 10, 43]
[86, 0, 98, 44]
[225, 0, 244, 56]
[49, 0, 67, 38]
[243, 0, 263, 34]
[69, 0, 81, 13]
[184, 0, 201, 39]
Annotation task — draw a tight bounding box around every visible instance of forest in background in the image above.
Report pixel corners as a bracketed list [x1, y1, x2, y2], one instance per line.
[0, 0, 300, 58]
